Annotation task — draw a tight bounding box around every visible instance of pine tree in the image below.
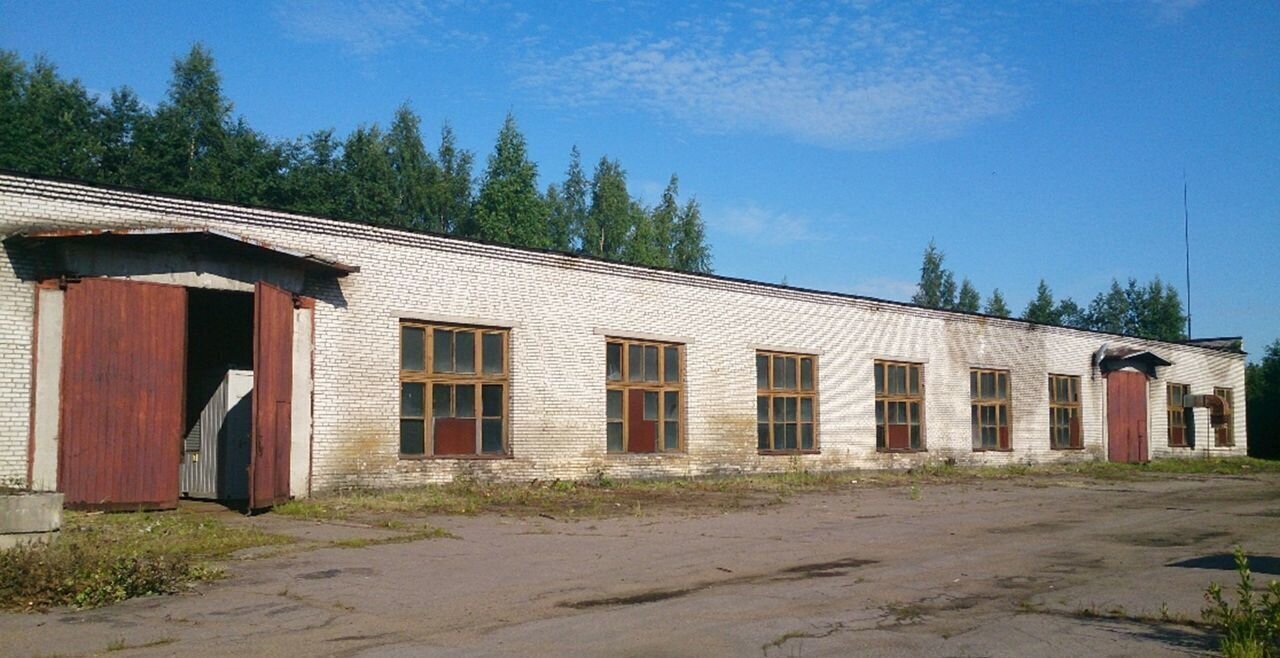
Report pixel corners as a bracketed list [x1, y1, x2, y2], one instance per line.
[622, 200, 665, 266]
[956, 278, 981, 313]
[97, 87, 149, 186]
[431, 122, 472, 234]
[385, 103, 438, 230]
[283, 129, 345, 218]
[1022, 279, 1058, 324]
[561, 146, 589, 252]
[912, 240, 957, 309]
[984, 289, 1011, 317]
[470, 113, 548, 247]
[672, 197, 712, 273]
[1086, 279, 1130, 334]
[584, 156, 631, 259]
[650, 175, 681, 267]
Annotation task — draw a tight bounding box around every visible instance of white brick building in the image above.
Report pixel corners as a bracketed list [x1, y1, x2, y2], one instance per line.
[0, 173, 1247, 508]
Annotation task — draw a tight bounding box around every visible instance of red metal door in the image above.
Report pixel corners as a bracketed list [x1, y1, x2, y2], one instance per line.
[1107, 370, 1149, 463]
[250, 281, 293, 509]
[627, 389, 657, 453]
[59, 279, 186, 510]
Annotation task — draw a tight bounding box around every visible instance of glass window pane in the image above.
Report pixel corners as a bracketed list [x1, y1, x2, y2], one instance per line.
[783, 397, 796, 422]
[664, 347, 680, 383]
[800, 397, 813, 421]
[801, 424, 814, 450]
[997, 373, 1007, 400]
[432, 384, 452, 417]
[644, 346, 659, 382]
[773, 422, 785, 447]
[784, 358, 797, 389]
[875, 400, 884, 424]
[664, 421, 679, 451]
[909, 366, 919, 396]
[433, 330, 454, 373]
[875, 363, 884, 395]
[758, 423, 770, 450]
[981, 372, 996, 398]
[1071, 378, 1080, 403]
[757, 355, 770, 389]
[481, 419, 503, 453]
[455, 384, 476, 418]
[607, 389, 624, 421]
[1049, 378, 1056, 401]
[910, 424, 921, 449]
[664, 391, 679, 419]
[970, 371, 978, 398]
[483, 333, 504, 375]
[998, 405, 1008, 427]
[628, 345, 644, 382]
[909, 402, 920, 426]
[401, 327, 425, 371]
[773, 356, 787, 388]
[784, 423, 797, 450]
[607, 422, 624, 452]
[800, 358, 814, 391]
[644, 391, 658, 420]
[971, 405, 979, 440]
[890, 366, 905, 395]
[401, 382, 424, 417]
[482, 384, 503, 418]
[607, 342, 623, 381]
[455, 331, 475, 374]
[773, 397, 785, 424]
[757, 396, 769, 422]
[400, 419, 425, 454]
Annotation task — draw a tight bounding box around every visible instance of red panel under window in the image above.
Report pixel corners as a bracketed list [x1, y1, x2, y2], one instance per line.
[998, 426, 1011, 450]
[627, 389, 657, 453]
[1170, 426, 1185, 447]
[886, 424, 910, 450]
[435, 418, 476, 455]
[1069, 414, 1082, 448]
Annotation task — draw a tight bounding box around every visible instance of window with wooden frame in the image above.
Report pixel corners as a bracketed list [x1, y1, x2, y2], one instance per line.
[971, 368, 1011, 450]
[1048, 375, 1082, 450]
[606, 338, 683, 453]
[400, 322, 508, 457]
[1213, 387, 1234, 447]
[1167, 383, 1189, 447]
[756, 352, 818, 453]
[874, 361, 924, 451]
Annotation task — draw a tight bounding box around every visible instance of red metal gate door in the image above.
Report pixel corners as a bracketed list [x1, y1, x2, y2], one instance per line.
[250, 281, 293, 509]
[59, 279, 186, 509]
[1107, 370, 1149, 463]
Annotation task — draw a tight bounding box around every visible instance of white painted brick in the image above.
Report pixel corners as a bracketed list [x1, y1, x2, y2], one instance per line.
[0, 174, 1249, 491]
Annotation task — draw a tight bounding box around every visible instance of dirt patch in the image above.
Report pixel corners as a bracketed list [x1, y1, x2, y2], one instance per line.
[1113, 529, 1230, 548]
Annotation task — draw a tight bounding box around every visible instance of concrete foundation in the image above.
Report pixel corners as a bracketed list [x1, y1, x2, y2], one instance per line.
[0, 492, 63, 549]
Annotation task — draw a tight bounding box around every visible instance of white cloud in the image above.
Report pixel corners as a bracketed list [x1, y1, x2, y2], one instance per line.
[1149, 0, 1205, 23]
[273, 0, 484, 55]
[517, 4, 1025, 149]
[710, 203, 825, 244]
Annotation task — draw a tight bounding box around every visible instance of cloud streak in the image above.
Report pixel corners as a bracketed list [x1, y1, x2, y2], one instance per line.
[517, 4, 1025, 149]
[709, 203, 827, 245]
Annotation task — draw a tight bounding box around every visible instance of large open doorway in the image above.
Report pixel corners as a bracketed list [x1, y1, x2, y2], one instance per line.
[180, 289, 254, 506]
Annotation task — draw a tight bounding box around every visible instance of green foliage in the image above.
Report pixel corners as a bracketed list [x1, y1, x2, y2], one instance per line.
[0, 512, 288, 610]
[956, 278, 981, 313]
[1247, 340, 1280, 459]
[1023, 279, 1058, 324]
[985, 289, 1011, 317]
[912, 240, 956, 309]
[1202, 547, 1280, 658]
[1083, 277, 1187, 340]
[0, 46, 714, 273]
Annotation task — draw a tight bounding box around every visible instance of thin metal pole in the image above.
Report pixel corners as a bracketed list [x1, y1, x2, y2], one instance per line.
[1184, 174, 1192, 338]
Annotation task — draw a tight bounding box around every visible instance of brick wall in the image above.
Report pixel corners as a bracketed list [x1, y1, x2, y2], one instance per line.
[0, 174, 1249, 490]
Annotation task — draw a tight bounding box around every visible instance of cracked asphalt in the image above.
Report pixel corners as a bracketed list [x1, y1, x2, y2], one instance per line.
[2, 473, 1277, 657]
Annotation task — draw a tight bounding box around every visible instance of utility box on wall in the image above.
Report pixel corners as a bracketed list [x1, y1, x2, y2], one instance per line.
[180, 369, 253, 501]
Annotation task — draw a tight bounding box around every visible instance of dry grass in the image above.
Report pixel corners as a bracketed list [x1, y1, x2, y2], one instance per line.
[276, 457, 1279, 523]
[0, 510, 291, 610]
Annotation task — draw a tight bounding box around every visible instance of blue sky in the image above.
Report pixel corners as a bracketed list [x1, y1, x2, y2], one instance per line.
[2, 1, 1277, 357]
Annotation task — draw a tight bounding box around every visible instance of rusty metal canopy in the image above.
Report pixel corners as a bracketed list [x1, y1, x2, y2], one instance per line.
[1099, 348, 1172, 378]
[5, 227, 358, 276]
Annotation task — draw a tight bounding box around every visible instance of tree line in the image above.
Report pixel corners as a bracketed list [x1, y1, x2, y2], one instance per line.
[0, 45, 711, 272]
[911, 241, 1188, 342]
[1246, 340, 1279, 459]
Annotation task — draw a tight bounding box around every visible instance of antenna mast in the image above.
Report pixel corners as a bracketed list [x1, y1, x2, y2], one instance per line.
[1184, 173, 1192, 338]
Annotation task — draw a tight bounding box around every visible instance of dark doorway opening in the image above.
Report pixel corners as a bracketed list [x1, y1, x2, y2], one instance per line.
[180, 288, 254, 507]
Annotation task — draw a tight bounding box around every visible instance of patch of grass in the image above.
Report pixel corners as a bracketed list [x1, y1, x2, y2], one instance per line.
[1203, 546, 1280, 658]
[328, 525, 455, 548]
[0, 511, 291, 611]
